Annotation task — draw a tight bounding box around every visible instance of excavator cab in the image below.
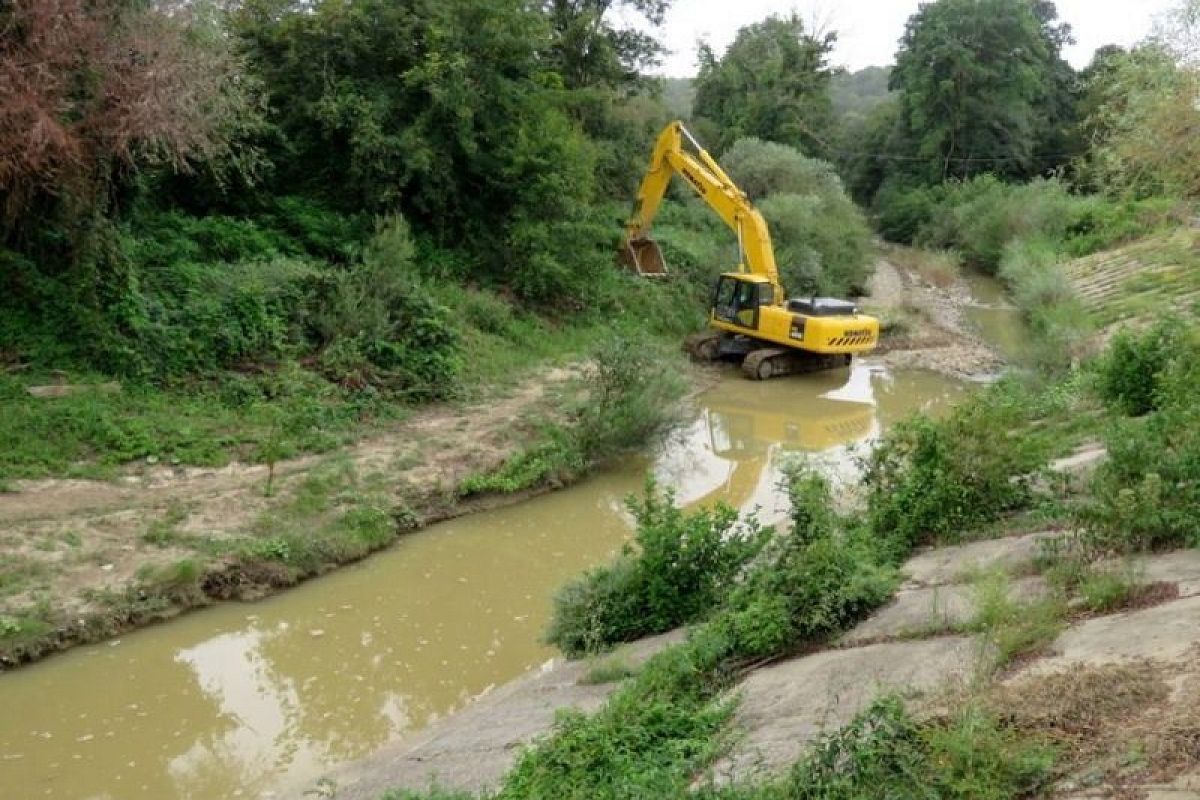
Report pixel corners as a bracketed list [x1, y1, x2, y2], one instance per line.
[618, 236, 667, 277]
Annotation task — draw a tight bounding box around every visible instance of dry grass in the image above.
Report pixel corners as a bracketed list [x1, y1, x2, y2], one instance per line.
[986, 655, 1200, 794]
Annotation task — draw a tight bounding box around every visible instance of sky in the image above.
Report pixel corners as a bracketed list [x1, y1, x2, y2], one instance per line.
[637, 0, 1180, 77]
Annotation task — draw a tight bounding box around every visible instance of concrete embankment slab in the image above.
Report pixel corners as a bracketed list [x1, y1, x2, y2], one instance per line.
[841, 576, 1046, 645]
[325, 630, 684, 799]
[1023, 594, 1200, 674]
[1139, 549, 1200, 598]
[713, 636, 977, 783]
[899, 531, 1054, 588]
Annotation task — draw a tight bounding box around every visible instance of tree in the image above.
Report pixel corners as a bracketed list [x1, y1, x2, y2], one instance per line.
[1079, 44, 1200, 198]
[233, 0, 609, 303]
[692, 14, 836, 156]
[889, 0, 1075, 184]
[542, 0, 671, 91]
[0, 0, 258, 234]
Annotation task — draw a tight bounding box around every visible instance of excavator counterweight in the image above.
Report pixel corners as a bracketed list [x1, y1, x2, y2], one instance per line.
[620, 121, 879, 379]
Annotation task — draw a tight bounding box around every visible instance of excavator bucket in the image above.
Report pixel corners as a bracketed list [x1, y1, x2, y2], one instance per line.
[618, 237, 668, 277]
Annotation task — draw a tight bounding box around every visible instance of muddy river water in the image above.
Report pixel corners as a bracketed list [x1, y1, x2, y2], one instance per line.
[0, 364, 971, 800]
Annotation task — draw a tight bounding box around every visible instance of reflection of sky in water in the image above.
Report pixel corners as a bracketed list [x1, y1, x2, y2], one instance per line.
[0, 363, 966, 800]
[656, 362, 966, 524]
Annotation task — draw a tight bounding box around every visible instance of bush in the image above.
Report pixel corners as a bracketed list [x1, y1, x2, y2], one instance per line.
[722, 138, 849, 202]
[574, 335, 687, 461]
[998, 237, 1091, 372]
[878, 174, 1180, 274]
[311, 215, 461, 398]
[1079, 329, 1200, 552]
[873, 180, 944, 244]
[546, 483, 771, 657]
[917, 177, 1078, 272]
[1093, 319, 1181, 416]
[758, 193, 874, 297]
[863, 380, 1055, 548]
[714, 697, 1053, 800]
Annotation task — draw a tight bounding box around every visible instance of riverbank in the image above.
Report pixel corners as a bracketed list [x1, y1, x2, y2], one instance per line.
[330, 528, 1200, 798]
[335, 311, 1200, 798]
[0, 342, 697, 670]
[0, 252, 1008, 670]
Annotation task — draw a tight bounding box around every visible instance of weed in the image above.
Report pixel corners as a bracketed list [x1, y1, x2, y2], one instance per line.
[1093, 318, 1182, 416]
[142, 503, 189, 547]
[580, 655, 639, 685]
[967, 570, 1066, 670]
[459, 333, 686, 499]
[862, 378, 1058, 550]
[1077, 330, 1200, 553]
[546, 481, 771, 657]
[699, 697, 1052, 800]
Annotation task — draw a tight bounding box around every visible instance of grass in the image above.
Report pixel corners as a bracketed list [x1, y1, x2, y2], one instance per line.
[887, 245, 962, 289]
[0, 366, 408, 482]
[966, 570, 1066, 671]
[700, 696, 1053, 800]
[580, 654, 639, 686]
[142, 503, 190, 547]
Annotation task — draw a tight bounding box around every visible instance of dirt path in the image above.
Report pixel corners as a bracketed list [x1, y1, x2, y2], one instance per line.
[0, 366, 584, 666]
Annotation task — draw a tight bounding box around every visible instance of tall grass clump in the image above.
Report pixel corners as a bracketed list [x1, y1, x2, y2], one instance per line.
[998, 237, 1092, 372]
[698, 697, 1053, 800]
[458, 333, 687, 498]
[1092, 318, 1182, 416]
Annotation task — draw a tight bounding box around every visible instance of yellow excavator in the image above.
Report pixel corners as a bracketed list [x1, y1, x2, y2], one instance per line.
[620, 121, 879, 380]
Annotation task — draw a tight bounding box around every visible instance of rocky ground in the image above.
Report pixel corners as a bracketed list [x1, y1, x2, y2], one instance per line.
[862, 250, 1010, 379]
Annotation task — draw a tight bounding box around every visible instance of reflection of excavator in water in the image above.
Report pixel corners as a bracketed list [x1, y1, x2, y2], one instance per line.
[620, 121, 880, 380]
[685, 379, 876, 511]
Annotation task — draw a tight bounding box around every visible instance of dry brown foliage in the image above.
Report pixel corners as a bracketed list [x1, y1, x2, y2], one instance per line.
[0, 0, 257, 223]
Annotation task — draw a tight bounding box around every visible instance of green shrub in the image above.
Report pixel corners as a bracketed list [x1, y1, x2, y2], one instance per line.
[546, 483, 771, 657]
[311, 215, 461, 398]
[1093, 319, 1181, 416]
[706, 697, 1052, 800]
[1079, 333, 1200, 553]
[758, 192, 873, 297]
[873, 180, 944, 244]
[716, 531, 897, 660]
[573, 334, 687, 462]
[721, 138, 849, 202]
[998, 236, 1091, 372]
[917, 177, 1076, 272]
[863, 380, 1054, 548]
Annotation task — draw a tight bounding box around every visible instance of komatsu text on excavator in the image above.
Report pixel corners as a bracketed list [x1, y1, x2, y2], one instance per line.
[620, 121, 879, 380]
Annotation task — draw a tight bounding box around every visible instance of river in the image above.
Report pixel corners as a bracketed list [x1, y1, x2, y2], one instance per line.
[0, 363, 970, 799]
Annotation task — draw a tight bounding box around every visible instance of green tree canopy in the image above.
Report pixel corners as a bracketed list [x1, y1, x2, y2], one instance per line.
[692, 14, 835, 156]
[889, 0, 1076, 184]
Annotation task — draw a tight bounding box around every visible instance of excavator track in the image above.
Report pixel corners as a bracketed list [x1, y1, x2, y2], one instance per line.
[683, 330, 723, 362]
[741, 348, 852, 381]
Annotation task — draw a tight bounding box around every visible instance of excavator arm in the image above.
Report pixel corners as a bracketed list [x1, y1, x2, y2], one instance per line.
[622, 121, 783, 304]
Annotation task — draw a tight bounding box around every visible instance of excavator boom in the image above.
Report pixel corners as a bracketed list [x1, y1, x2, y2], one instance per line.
[622, 122, 782, 302]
